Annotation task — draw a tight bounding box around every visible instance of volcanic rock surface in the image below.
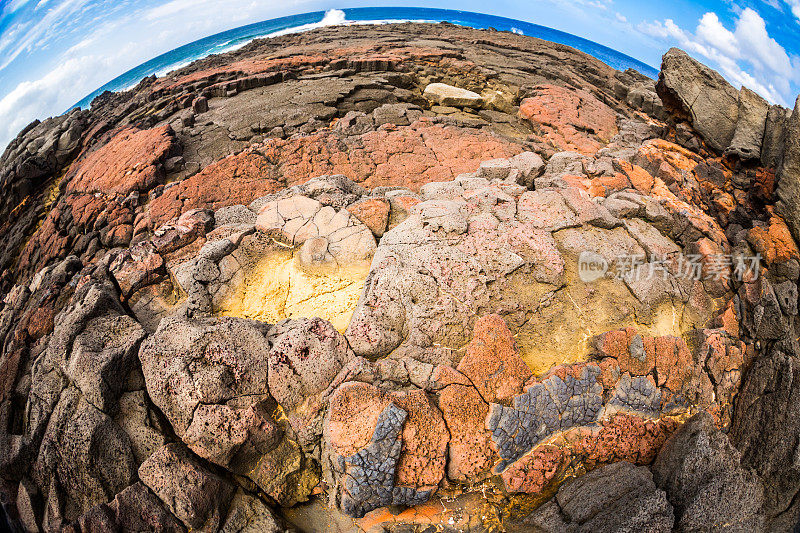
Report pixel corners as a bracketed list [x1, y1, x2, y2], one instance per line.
[0, 21, 799, 532]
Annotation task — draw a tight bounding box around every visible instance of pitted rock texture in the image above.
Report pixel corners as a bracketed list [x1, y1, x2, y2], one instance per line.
[1, 20, 800, 533]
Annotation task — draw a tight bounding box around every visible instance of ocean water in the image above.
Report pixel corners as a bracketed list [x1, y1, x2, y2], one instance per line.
[72, 7, 660, 110]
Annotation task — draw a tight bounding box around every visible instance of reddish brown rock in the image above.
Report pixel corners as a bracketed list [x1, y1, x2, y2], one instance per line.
[326, 382, 391, 457]
[346, 197, 390, 237]
[109, 242, 165, 298]
[148, 151, 283, 228]
[391, 389, 449, 490]
[571, 414, 679, 469]
[519, 84, 618, 154]
[148, 121, 520, 227]
[456, 314, 532, 405]
[500, 445, 566, 494]
[437, 377, 495, 483]
[747, 212, 800, 265]
[616, 160, 655, 195]
[68, 126, 176, 195]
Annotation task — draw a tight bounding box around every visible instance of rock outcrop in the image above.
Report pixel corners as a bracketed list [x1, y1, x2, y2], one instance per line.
[657, 48, 740, 153]
[0, 20, 798, 533]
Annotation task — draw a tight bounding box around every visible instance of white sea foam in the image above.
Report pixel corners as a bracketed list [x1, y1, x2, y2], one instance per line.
[265, 8, 348, 38]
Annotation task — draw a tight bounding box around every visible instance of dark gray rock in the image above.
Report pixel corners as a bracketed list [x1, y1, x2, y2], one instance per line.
[486, 364, 603, 472]
[523, 461, 674, 532]
[652, 412, 765, 532]
[220, 489, 283, 533]
[64, 482, 186, 533]
[777, 96, 800, 242]
[656, 48, 739, 153]
[730, 347, 800, 528]
[34, 386, 139, 526]
[138, 443, 235, 531]
[760, 104, 790, 169]
[60, 313, 146, 413]
[725, 87, 769, 162]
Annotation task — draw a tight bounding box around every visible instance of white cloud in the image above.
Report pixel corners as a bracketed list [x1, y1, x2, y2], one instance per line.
[696, 13, 738, 58]
[639, 8, 799, 106]
[615, 12, 627, 23]
[0, 50, 128, 148]
[0, 0, 92, 71]
[786, 0, 800, 21]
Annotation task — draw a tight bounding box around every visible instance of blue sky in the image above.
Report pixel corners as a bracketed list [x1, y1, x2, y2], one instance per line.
[0, 0, 798, 150]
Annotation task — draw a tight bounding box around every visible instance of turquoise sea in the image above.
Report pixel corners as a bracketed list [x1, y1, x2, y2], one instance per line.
[73, 7, 660, 110]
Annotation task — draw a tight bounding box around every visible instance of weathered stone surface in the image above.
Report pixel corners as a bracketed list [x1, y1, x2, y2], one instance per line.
[487, 365, 604, 472]
[761, 104, 790, 168]
[725, 88, 769, 162]
[220, 489, 283, 533]
[68, 125, 176, 195]
[2, 19, 798, 532]
[138, 443, 235, 531]
[35, 385, 138, 525]
[456, 314, 532, 405]
[324, 382, 447, 518]
[524, 461, 674, 532]
[255, 194, 376, 264]
[730, 347, 800, 528]
[65, 482, 186, 533]
[656, 48, 739, 153]
[148, 122, 521, 227]
[138, 315, 316, 505]
[653, 412, 765, 532]
[346, 196, 390, 237]
[519, 84, 619, 154]
[60, 313, 145, 413]
[777, 96, 800, 242]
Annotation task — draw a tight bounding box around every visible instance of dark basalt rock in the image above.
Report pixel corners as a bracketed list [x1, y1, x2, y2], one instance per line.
[653, 412, 766, 532]
[522, 461, 674, 532]
[334, 403, 432, 518]
[777, 97, 800, 241]
[487, 365, 604, 472]
[730, 347, 800, 530]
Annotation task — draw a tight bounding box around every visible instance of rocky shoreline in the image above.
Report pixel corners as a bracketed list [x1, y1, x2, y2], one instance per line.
[0, 21, 799, 532]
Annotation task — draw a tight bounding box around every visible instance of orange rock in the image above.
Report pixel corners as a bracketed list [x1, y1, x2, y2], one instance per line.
[751, 168, 776, 201]
[391, 389, 449, 490]
[635, 139, 700, 187]
[589, 173, 631, 197]
[571, 414, 678, 468]
[456, 314, 532, 405]
[616, 160, 654, 195]
[593, 328, 655, 377]
[148, 150, 283, 228]
[518, 84, 618, 155]
[715, 299, 740, 338]
[654, 336, 693, 393]
[325, 382, 390, 457]
[746, 215, 800, 265]
[346, 197, 390, 237]
[68, 125, 175, 196]
[326, 383, 448, 491]
[148, 121, 519, 227]
[437, 380, 495, 482]
[500, 445, 565, 494]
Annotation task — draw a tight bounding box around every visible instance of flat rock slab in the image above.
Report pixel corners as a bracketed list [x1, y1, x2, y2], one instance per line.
[423, 83, 484, 108]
